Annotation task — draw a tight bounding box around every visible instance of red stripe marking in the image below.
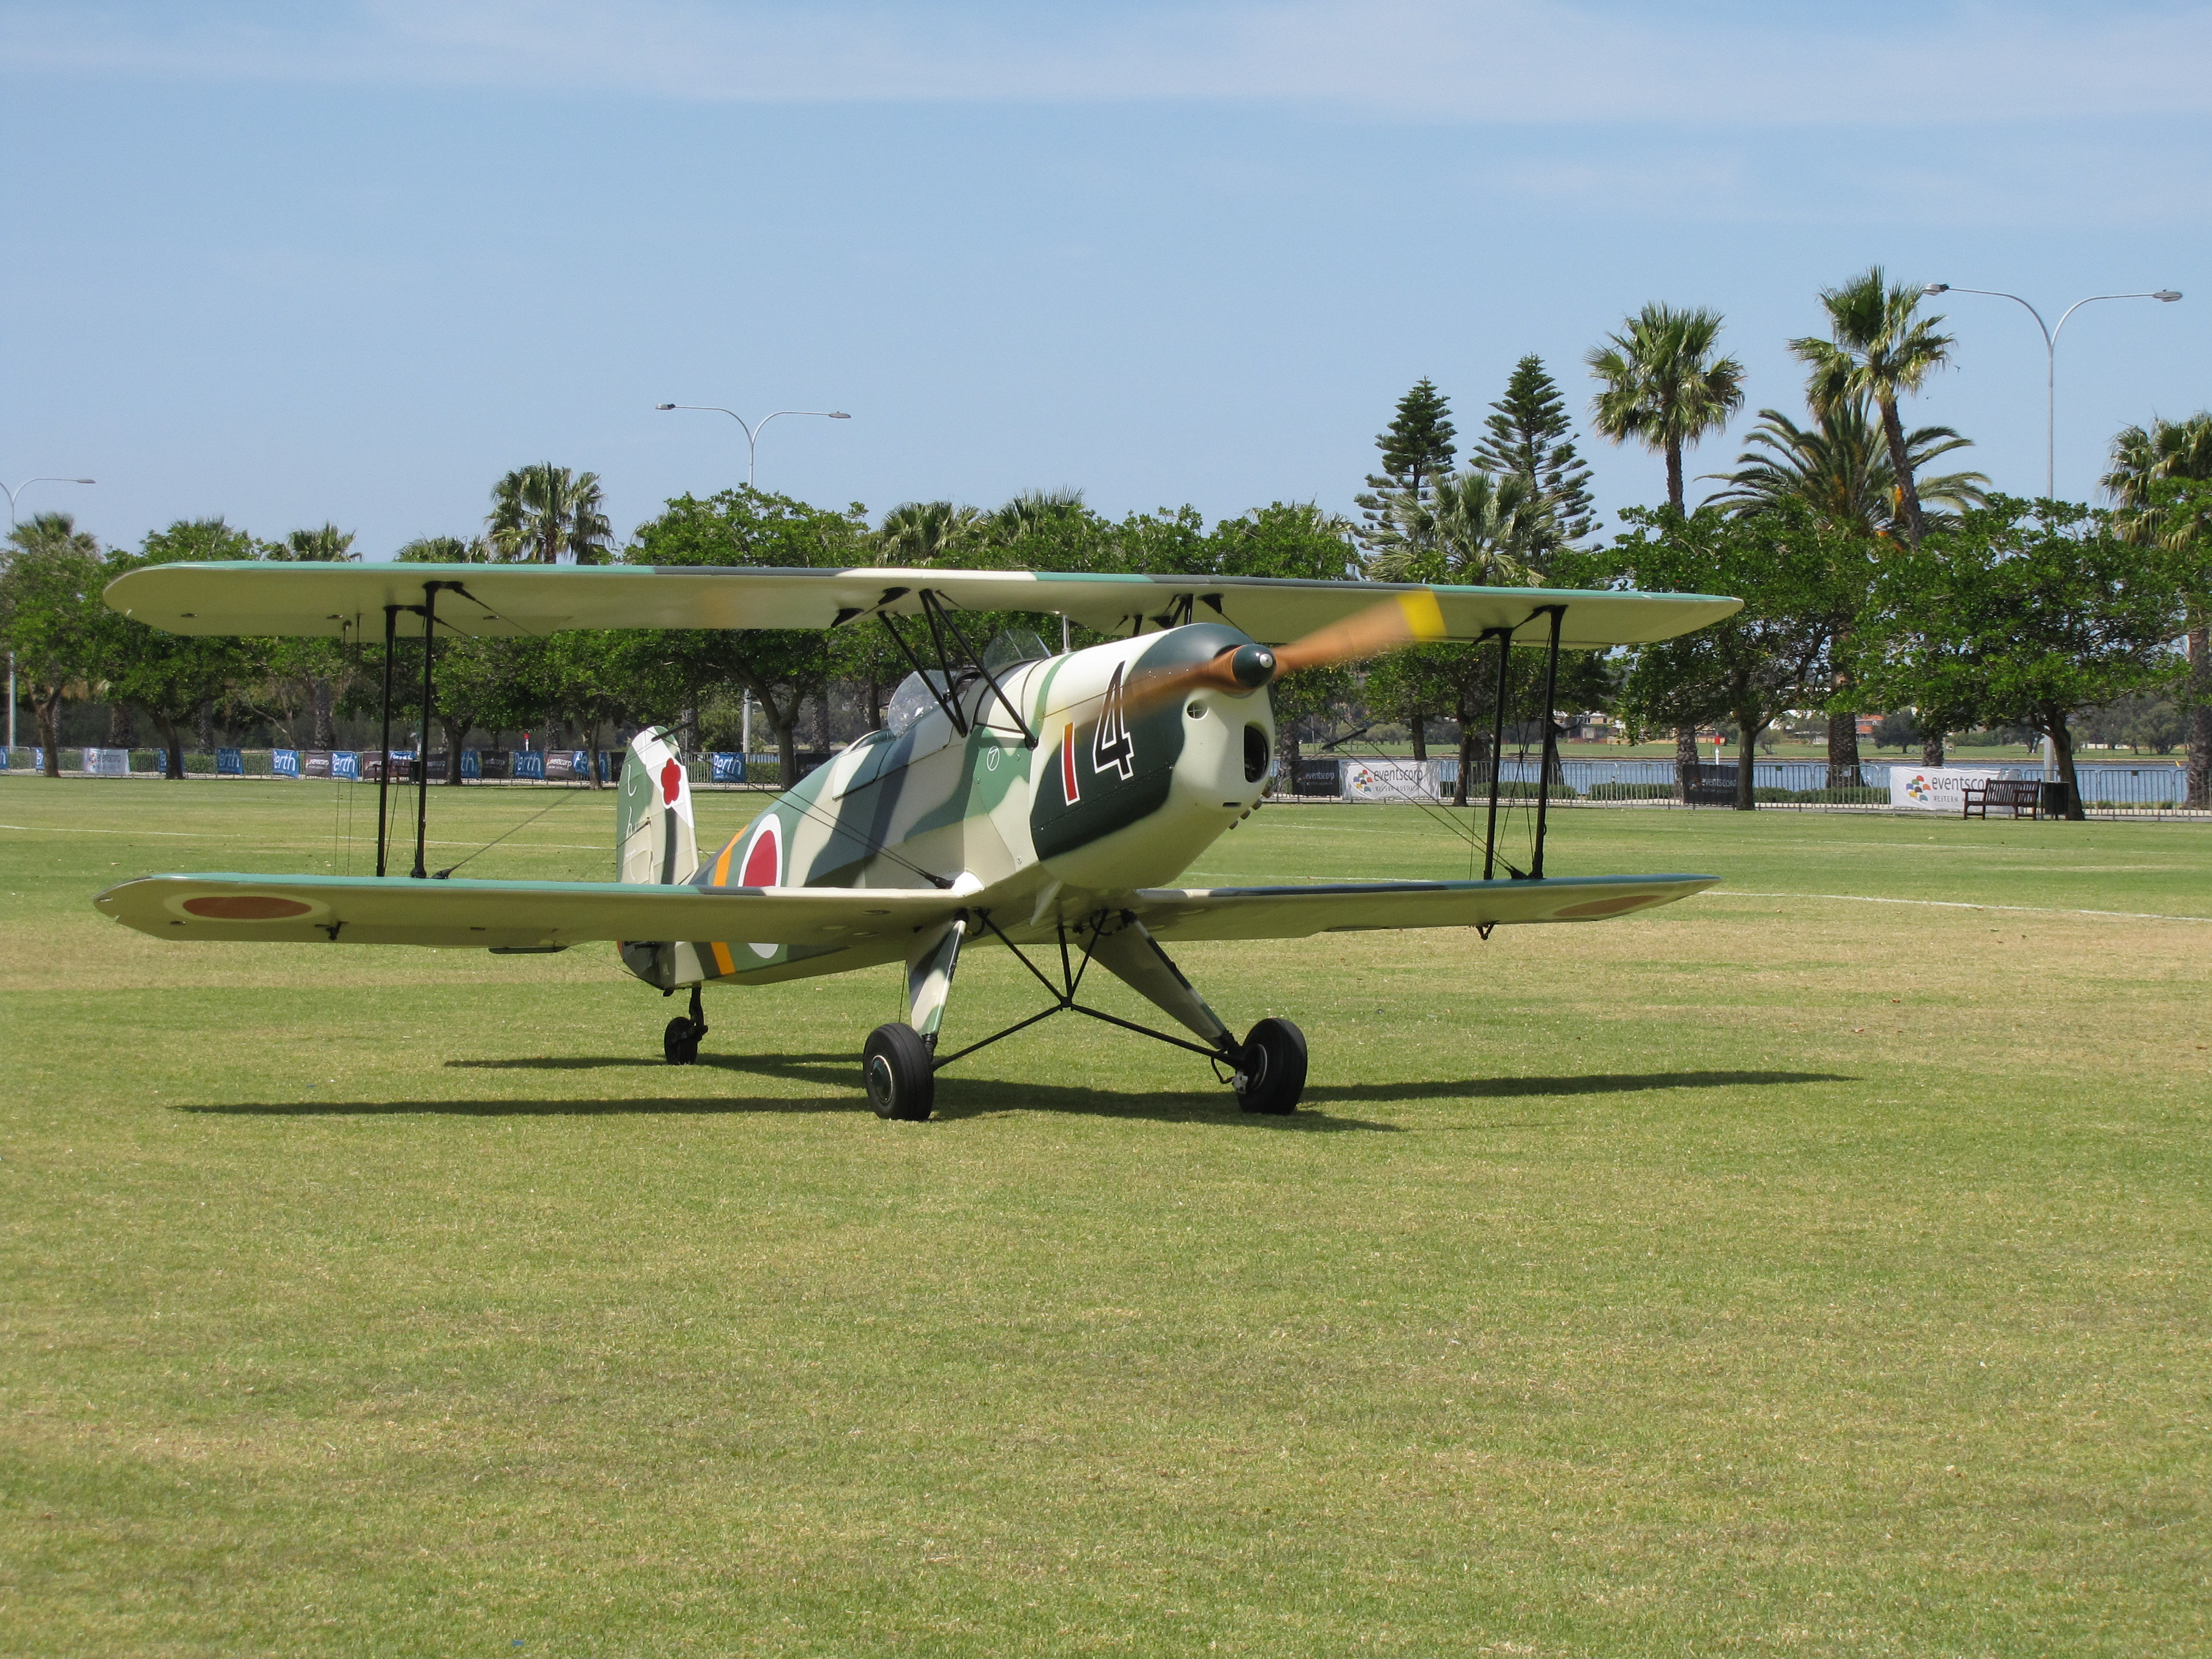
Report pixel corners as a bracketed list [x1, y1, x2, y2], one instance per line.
[1061, 723, 1079, 802]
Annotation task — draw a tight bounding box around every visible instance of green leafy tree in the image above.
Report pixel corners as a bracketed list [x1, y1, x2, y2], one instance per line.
[1472, 355, 1597, 545]
[1354, 378, 1456, 549]
[1615, 505, 1842, 809]
[1587, 304, 1745, 515]
[1, 514, 107, 775]
[260, 523, 360, 744]
[1854, 498, 2185, 820]
[1790, 267, 1954, 544]
[488, 464, 614, 565]
[2103, 414, 2212, 806]
[102, 520, 266, 779]
[626, 488, 866, 783]
[1706, 397, 1989, 773]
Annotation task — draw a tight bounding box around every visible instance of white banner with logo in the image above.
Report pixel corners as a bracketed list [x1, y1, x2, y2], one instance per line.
[82, 748, 130, 776]
[1341, 757, 1442, 802]
[1889, 765, 2001, 813]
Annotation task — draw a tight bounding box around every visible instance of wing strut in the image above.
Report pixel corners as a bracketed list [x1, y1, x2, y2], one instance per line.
[411, 580, 440, 878]
[375, 603, 399, 877]
[1530, 603, 1566, 880]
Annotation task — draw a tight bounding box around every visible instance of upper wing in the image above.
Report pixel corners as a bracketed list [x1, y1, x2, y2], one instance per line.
[93, 873, 959, 950]
[102, 562, 1740, 649]
[1126, 874, 1718, 941]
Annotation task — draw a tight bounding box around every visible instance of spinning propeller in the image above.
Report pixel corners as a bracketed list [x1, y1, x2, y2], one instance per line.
[1127, 589, 1450, 712]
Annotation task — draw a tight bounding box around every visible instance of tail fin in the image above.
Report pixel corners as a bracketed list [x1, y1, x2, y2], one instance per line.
[618, 726, 700, 886]
[617, 727, 705, 990]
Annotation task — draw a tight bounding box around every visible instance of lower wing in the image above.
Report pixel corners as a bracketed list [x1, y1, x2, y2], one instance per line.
[1125, 873, 1718, 940]
[93, 873, 959, 950]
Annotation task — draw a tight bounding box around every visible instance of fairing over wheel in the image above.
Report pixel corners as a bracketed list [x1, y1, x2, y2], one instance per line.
[863, 1022, 936, 1121]
[1234, 1016, 1307, 1114]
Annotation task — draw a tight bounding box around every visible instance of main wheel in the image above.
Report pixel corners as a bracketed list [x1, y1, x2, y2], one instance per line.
[1233, 1017, 1307, 1114]
[663, 1016, 701, 1066]
[863, 1023, 936, 1121]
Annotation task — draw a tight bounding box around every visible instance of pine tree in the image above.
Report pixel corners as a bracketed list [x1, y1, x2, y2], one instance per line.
[1472, 354, 1597, 545]
[1355, 379, 1456, 548]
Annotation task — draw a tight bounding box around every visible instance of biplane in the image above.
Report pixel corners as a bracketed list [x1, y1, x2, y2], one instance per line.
[93, 563, 1737, 1119]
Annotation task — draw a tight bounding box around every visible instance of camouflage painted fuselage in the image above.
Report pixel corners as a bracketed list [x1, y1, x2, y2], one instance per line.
[626, 623, 1273, 991]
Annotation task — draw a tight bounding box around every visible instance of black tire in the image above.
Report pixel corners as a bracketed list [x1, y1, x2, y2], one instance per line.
[663, 1016, 700, 1066]
[1234, 1017, 1307, 1114]
[863, 1023, 936, 1121]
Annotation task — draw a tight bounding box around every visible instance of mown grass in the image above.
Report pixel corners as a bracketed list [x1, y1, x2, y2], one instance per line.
[2, 779, 2208, 1657]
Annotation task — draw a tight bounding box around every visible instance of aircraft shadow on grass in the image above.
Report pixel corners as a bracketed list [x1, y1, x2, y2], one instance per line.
[184, 1058, 1853, 1128]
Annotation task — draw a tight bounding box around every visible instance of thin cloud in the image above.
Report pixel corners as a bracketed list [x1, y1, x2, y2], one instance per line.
[6, 0, 2212, 123]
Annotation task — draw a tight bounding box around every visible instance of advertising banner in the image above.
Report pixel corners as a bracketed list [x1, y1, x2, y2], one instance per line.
[300, 750, 333, 779]
[330, 752, 360, 781]
[272, 749, 300, 777]
[476, 749, 512, 780]
[216, 748, 243, 776]
[1341, 757, 1441, 802]
[83, 748, 130, 776]
[1889, 765, 2000, 813]
[513, 751, 546, 781]
[709, 752, 746, 783]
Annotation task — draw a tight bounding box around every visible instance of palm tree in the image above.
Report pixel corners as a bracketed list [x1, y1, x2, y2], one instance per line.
[988, 488, 1087, 541]
[1789, 268, 1954, 545]
[1586, 303, 1747, 514]
[395, 534, 490, 563]
[2104, 412, 2212, 807]
[487, 464, 612, 564]
[270, 523, 357, 562]
[1705, 399, 1989, 532]
[877, 500, 985, 566]
[1370, 468, 1551, 586]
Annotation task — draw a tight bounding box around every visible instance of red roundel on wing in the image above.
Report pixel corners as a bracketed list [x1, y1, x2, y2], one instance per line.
[183, 895, 314, 919]
[659, 757, 682, 805]
[739, 823, 780, 888]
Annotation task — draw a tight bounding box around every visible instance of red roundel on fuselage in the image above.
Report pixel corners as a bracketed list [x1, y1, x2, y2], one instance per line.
[660, 758, 682, 804]
[739, 821, 780, 888]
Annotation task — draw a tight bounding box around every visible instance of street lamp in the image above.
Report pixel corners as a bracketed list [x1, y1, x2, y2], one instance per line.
[4, 477, 95, 753]
[1923, 283, 2182, 499]
[654, 404, 851, 488]
[4, 476, 96, 525]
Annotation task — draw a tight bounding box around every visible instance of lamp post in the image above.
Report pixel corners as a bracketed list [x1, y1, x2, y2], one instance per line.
[1922, 284, 2181, 500]
[653, 404, 851, 488]
[3, 477, 96, 752]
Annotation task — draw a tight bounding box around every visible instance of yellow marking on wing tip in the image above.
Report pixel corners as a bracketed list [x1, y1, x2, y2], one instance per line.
[709, 941, 736, 974]
[1400, 589, 1447, 641]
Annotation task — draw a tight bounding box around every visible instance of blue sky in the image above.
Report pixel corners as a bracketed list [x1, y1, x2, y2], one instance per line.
[3, 1, 2208, 557]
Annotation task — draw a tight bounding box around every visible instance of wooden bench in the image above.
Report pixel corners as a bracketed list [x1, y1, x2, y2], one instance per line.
[1962, 779, 2044, 819]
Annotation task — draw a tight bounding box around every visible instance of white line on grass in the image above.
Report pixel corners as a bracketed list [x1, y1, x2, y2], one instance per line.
[1697, 890, 2212, 923]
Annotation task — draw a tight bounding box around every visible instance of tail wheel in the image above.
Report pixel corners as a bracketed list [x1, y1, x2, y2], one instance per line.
[1233, 1017, 1307, 1114]
[663, 1016, 702, 1066]
[863, 1023, 936, 1121]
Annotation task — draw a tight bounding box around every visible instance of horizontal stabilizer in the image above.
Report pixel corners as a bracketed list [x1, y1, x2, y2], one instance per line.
[1127, 874, 1719, 940]
[93, 873, 959, 950]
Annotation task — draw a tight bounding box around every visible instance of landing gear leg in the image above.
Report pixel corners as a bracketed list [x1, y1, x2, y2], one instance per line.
[860, 915, 965, 1121]
[663, 983, 708, 1065]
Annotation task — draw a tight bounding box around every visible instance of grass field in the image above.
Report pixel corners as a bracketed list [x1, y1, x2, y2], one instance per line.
[3, 779, 2208, 1657]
